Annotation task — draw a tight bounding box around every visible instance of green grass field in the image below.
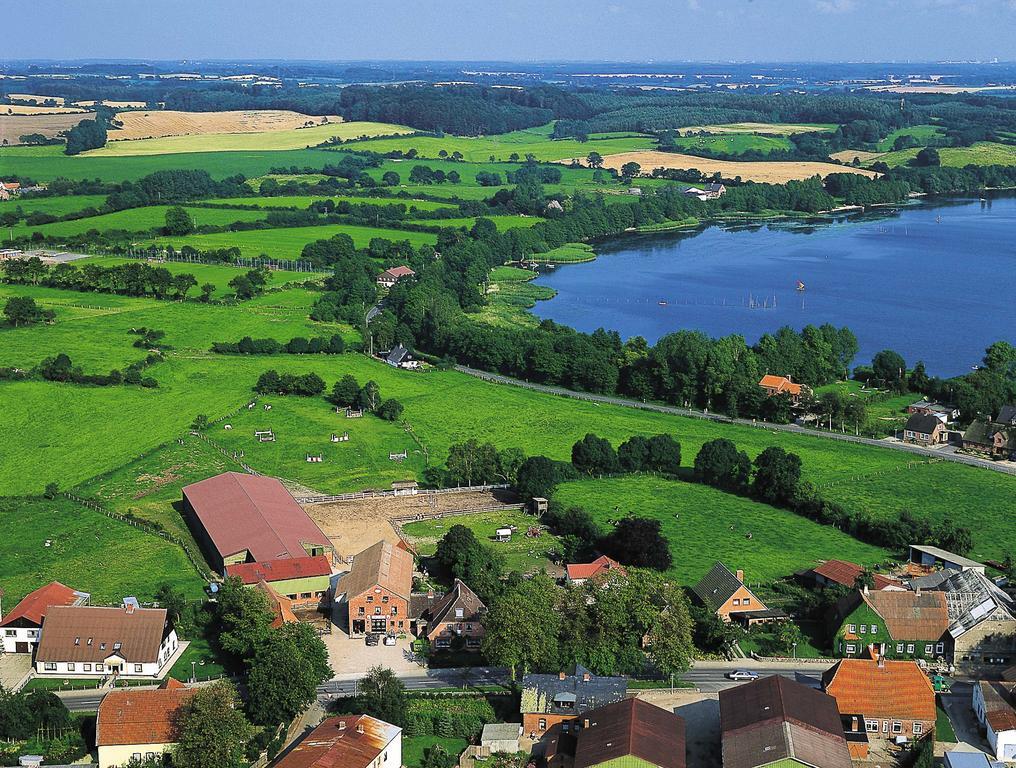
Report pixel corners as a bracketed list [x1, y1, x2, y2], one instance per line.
[553, 476, 889, 585]
[403, 737, 468, 768]
[148, 222, 437, 258]
[0, 497, 205, 606]
[875, 125, 946, 152]
[88, 121, 414, 156]
[11, 205, 268, 240]
[672, 134, 794, 155]
[0, 194, 108, 217]
[403, 509, 561, 574]
[408, 215, 541, 231]
[198, 195, 458, 212]
[873, 141, 1016, 168]
[538, 243, 597, 262]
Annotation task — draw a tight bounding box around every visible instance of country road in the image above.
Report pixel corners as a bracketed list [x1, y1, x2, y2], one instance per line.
[455, 365, 1016, 476]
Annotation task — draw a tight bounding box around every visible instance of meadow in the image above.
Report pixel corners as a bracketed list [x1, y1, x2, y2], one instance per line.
[11, 205, 268, 240]
[553, 476, 889, 585]
[875, 125, 946, 152]
[872, 141, 1016, 168]
[0, 194, 108, 217]
[408, 215, 541, 231]
[671, 133, 794, 156]
[538, 243, 597, 262]
[197, 195, 458, 212]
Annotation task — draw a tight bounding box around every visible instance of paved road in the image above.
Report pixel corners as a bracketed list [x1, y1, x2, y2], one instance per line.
[455, 366, 1016, 476]
[55, 689, 111, 712]
[680, 660, 835, 692]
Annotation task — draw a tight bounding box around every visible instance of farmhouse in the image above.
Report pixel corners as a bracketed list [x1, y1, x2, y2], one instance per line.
[337, 540, 413, 637]
[693, 562, 785, 625]
[908, 544, 986, 575]
[930, 569, 1016, 671]
[565, 555, 627, 585]
[962, 415, 1016, 459]
[758, 374, 808, 403]
[0, 181, 21, 201]
[385, 343, 419, 369]
[0, 249, 25, 261]
[803, 560, 903, 592]
[720, 675, 852, 768]
[682, 182, 726, 201]
[822, 658, 935, 745]
[520, 664, 627, 737]
[272, 714, 402, 768]
[35, 603, 179, 679]
[376, 265, 415, 288]
[95, 678, 196, 768]
[412, 578, 486, 650]
[182, 472, 334, 573]
[833, 588, 949, 661]
[1, 581, 90, 654]
[972, 680, 1016, 761]
[902, 412, 947, 446]
[544, 698, 686, 768]
[224, 554, 332, 608]
[907, 399, 960, 424]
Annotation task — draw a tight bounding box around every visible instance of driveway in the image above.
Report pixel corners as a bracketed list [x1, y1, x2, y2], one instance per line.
[322, 603, 423, 679]
[941, 683, 994, 755]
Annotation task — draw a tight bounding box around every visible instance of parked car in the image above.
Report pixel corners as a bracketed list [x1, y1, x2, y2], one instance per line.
[726, 669, 760, 681]
[365, 633, 379, 646]
[383, 635, 397, 646]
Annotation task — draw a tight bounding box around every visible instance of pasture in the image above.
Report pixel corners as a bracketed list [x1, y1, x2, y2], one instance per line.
[585, 151, 879, 183]
[9, 205, 268, 240]
[671, 133, 794, 156]
[107, 109, 344, 141]
[0, 193, 108, 217]
[197, 195, 458, 212]
[148, 222, 438, 258]
[869, 141, 1016, 169]
[553, 476, 889, 584]
[87, 121, 414, 156]
[875, 125, 946, 152]
[408, 215, 541, 231]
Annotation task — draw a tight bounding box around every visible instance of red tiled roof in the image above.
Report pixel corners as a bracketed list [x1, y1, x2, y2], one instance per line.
[35, 605, 169, 664]
[0, 581, 89, 628]
[183, 472, 332, 565]
[978, 681, 1016, 733]
[339, 540, 413, 602]
[812, 560, 902, 591]
[823, 659, 935, 721]
[225, 555, 331, 585]
[273, 715, 401, 768]
[96, 682, 195, 746]
[567, 555, 627, 581]
[254, 581, 299, 629]
[383, 266, 415, 278]
[759, 375, 802, 396]
[574, 698, 685, 768]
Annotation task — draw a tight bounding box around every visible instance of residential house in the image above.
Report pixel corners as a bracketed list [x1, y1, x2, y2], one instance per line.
[720, 675, 852, 768]
[565, 555, 627, 585]
[758, 375, 808, 403]
[931, 569, 1016, 670]
[822, 658, 935, 745]
[376, 265, 415, 288]
[413, 578, 486, 650]
[271, 714, 402, 768]
[0, 181, 21, 200]
[337, 540, 413, 637]
[520, 664, 627, 737]
[682, 183, 726, 201]
[384, 343, 419, 369]
[181, 472, 334, 573]
[804, 560, 903, 592]
[903, 412, 947, 446]
[544, 698, 685, 768]
[35, 603, 179, 679]
[1, 582, 89, 654]
[693, 562, 786, 625]
[908, 544, 986, 575]
[972, 680, 1016, 761]
[95, 678, 196, 768]
[0, 248, 25, 261]
[833, 588, 950, 660]
[962, 407, 1016, 459]
[906, 400, 960, 424]
[224, 555, 332, 608]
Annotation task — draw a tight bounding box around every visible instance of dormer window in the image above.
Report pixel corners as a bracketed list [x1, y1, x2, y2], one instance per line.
[455, 608, 464, 619]
[87, 638, 93, 646]
[74, 637, 80, 646]
[100, 643, 106, 651]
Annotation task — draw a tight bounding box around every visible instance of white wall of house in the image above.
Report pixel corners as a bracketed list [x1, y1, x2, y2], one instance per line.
[36, 630, 179, 678]
[1, 625, 41, 653]
[369, 732, 401, 768]
[972, 683, 1016, 761]
[98, 742, 174, 768]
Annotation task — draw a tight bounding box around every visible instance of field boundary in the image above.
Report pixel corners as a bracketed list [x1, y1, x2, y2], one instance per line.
[296, 483, 511, 505]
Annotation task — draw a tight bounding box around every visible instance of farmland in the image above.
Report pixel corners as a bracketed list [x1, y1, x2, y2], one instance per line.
[9, 204, 268, 240]
[0, 193, 108, 217]
[407, 215, 541, 231]
[197, 195, 458, 212]
[107, 109, 345, 141]
[678, 123, 837, 135]
[875, 124, 946, 152]
[586, 151, 878, 183]
[670, 133, 794, 156]
[868, 141, 1016, 169]
[0, 113, 89, 144]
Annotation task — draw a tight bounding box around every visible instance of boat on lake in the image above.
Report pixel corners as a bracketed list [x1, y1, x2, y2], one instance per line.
[796, 280, 806, 291]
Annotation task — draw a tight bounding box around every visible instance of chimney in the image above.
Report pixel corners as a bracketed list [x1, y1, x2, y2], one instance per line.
[915, 587, 922, 598]
[583, 718, 590, 729]
[125, 603, 135, 615]
[736, 569, 744, 583]
[862, 584, 869, 596]
[338, 720, 346, 730]
[356, 723, 364, 734]
[851, 716, 860, 733]
[559, 671, 566, 681]
[582, 672, 590, 683]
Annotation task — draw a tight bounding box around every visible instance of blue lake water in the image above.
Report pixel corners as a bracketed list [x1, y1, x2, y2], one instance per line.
[531, 195, 1016, 377]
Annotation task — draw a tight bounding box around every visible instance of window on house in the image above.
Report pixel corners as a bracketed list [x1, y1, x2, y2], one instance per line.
[3, 630, 14, 637]
[897, 643, 905, 653]
[913, 722, 923, 735]
[67, 663, 75, 672]
[848, 624, 856, 634]
[539, 719, 547, 730]
[892, 722, 903, 734]
[83, 664, 91, 672]
[100, 643, 106, 651]
[134, 664, 143, 673]
[936, 642, 945, 654]
[865, 721, 879, 732]
[924, 644, 934, 655]
[846, 644, 857, 655]
[391, 606, 398, 615]
[733, 599, 740, 606]
[743, 598, 751, 606]
[300, 593, 311, 599]
[367, 596, 374, 603]
[133, 754, 142, 762]
[382, 595, 389, 603]
[455, 608, 464, 619]
[44, 663, 57, 671]
[860, 625, 867, 634]
[907, 643, 915, 654]
[375, 607, 381, 615]
[358, 607, 365, 615]
[27, 630, 37, 638]
[74, 636, 80, 645]
[96, 664, 104, 672]
[871, 625, 878, 634]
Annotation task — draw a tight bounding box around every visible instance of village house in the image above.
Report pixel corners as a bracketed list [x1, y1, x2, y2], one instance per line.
[412, 578, 486, 651]
[520, 664, 627, 738]
[0, 181, 21, 201]
[682, 182, 726, 201]
[902, 412, 947, 446]
[376, 265, 415, 288]
[224, 554, 332, 608]
[337, 540, 413, 637]
[832, 588, 950, 661]
[34, 603, 179, 679]
[1, 581, 90, 654]
[385, 343, 420, 369]
[929, 569, 1016, 671]
[803, 559, 904, 592]
[908, 544, 986, 575]
[906, 399, 960, 424]
[543, 698, 686, 768]
[181, 472, 335, 573]
[962, 406, 1016, 459]
[822, 657, 935, 746]
[0, 248, 25, 261]
[720, 675, 853, 768]
[271, 714, 402, 768]
[972, 679, 1016, 761]
[565, 555, 627, 585]
[95, 678, 195, 768]
[693, 562, 786, 625]
[758, 374, 809, 403]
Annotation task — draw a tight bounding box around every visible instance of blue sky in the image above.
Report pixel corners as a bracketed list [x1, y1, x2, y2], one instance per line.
[7, 0, 1016, 62]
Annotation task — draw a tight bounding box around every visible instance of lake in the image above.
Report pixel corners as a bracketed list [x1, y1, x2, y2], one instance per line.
[531, 195, 1016, 377]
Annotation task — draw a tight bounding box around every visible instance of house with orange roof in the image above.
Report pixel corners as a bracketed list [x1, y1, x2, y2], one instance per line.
[566, 555, 627, 585]
[271, 714, 402, 768]
[822, 658, 935, 745]
[376, 265, 416, 288]
[95, 678, 196, 768]
[0, 581, 90, 654]
[805, 560, 904, 592]
[758, 374, 810, 403]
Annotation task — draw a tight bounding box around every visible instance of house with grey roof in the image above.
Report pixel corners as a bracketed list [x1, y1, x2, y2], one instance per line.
[903, 412, 946, 446]
[931, 569, 1016, 671]
[692, 562, 786, 625]
[520, 665, 626, 738]
[908, 545, 986, 574]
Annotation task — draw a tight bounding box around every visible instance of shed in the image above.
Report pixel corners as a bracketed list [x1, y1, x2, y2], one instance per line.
[908, 544, 986, 574]
[481, 723, 522, 754]
[494, 528, 512, 542]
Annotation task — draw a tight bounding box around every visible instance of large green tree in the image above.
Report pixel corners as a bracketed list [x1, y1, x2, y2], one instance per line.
[4, 296, 50, 327]
[357, 666, 408, 727]
[481, 573, 560, 679]
[216, 577, 274, 659]
[246, 622, 332, 726]
[173, 682, 253, 768]
[164, 206, 195, 236]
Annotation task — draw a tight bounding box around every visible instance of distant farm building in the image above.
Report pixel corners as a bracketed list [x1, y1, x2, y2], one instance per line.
[376, 265, 416, 288]
[758, 374, 808, 403]
[181, 472, 334, 573]
[0, 581, 90, 654]
[225, 555, 332, 608]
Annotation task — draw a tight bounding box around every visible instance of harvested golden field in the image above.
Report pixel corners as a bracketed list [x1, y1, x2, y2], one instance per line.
[678, 122, 836, 135]
[74, 100, 147, 109]
[829, 149, 884, 165]
[108, 109, 344, 140]
[7, 93, 67, 106]
[588, 151, 878, 183]
[2, 103, 87, 115]
[0, 113, 89, 144]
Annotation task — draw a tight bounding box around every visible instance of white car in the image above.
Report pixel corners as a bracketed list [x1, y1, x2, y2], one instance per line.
[726, 669, 760, 681]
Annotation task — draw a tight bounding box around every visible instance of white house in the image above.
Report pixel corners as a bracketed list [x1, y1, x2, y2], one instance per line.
[1, 581, 90, 654]
[972, 680, 1016, 761]
[35, 603, 179, 679]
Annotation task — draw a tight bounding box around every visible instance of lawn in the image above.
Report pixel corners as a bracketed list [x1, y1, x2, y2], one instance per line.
[403, 509, 561, 575]
[812, 380, 917, 435]
[875, 125, 946, 152]
[672, 133, 794, 156]
[168, 636, 229, 682]
[83, 121, 414, 156]
[936, 701, 957, 742]
[402, 736, 468, 768]
[0, 193, 108, 218]
[11, 205, 267, 240]
[552, 476, 889, 585]
[198, 195, 458, 212]
[872, 141, 1016, 168]
[0, 497, 205, 606]
[147, 222, 437, 258]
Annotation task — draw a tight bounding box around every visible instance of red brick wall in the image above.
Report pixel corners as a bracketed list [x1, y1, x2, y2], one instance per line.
[347, 585, 408, 635]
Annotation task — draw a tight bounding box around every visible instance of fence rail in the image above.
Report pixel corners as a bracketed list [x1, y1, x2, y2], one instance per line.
[296, 483, 510, 504]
